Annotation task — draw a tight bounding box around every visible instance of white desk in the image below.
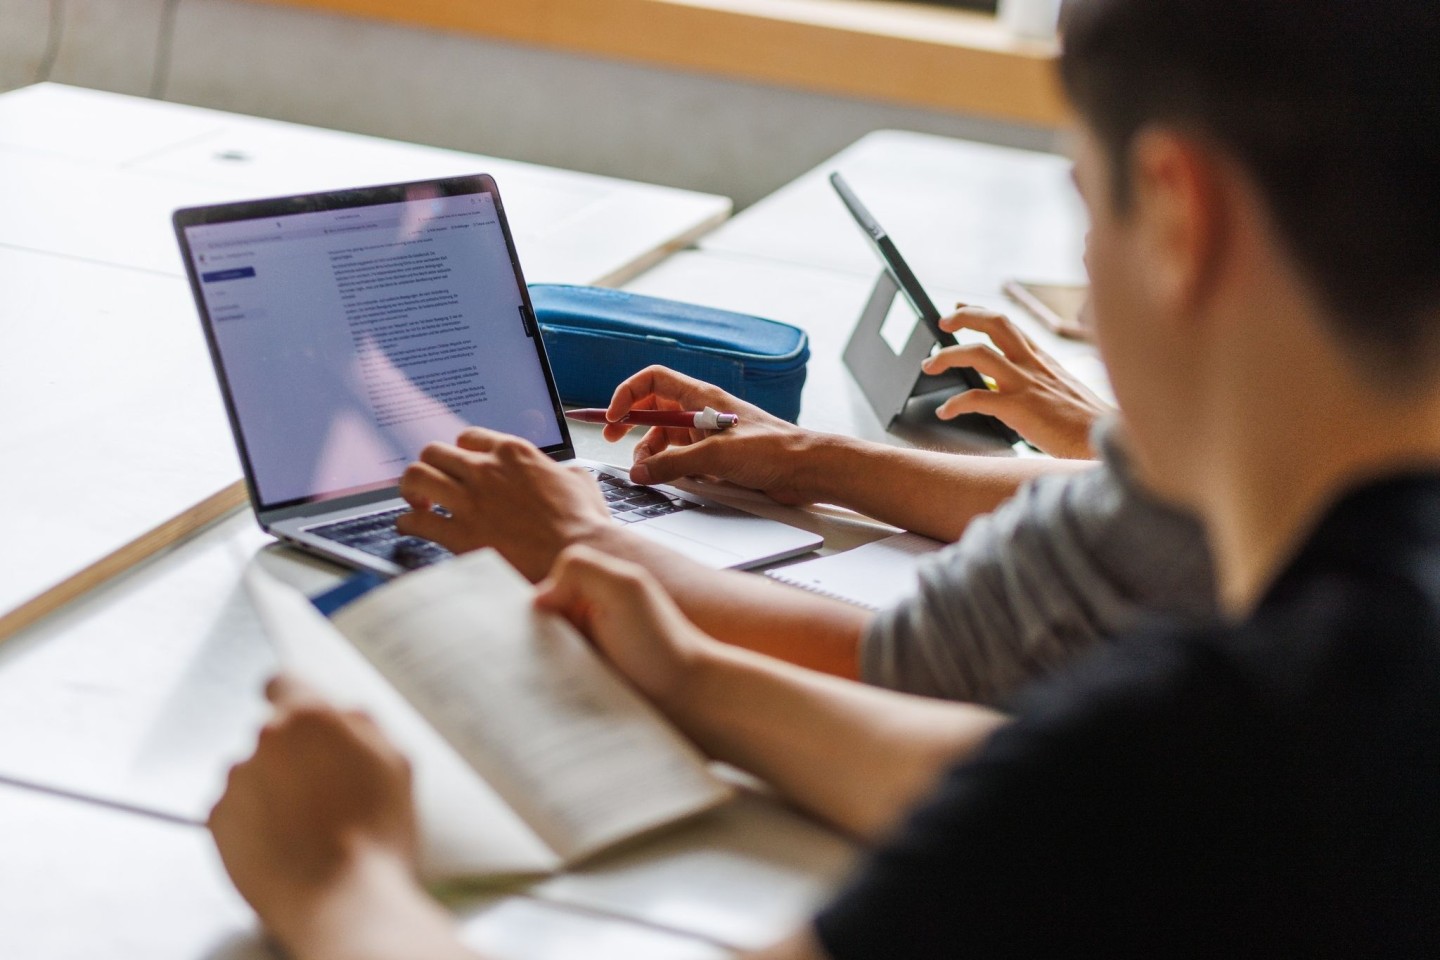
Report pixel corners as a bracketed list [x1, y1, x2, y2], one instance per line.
[0, 82, 855, 960]
[0, 247, 245, 628]
[0, 84, 731, 286]
[700, 128, 1087, 294]
[0, 111, 1093, 959]
[0, 512, 855, 957]
[0, 82, 731, 644]
[0, 780, 742, 960]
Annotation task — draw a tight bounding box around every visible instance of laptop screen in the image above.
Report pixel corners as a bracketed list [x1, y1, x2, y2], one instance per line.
[178, 179, 566, 512]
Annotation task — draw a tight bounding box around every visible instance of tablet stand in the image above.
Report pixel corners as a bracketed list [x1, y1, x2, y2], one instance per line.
[843, 272, 1012, 442]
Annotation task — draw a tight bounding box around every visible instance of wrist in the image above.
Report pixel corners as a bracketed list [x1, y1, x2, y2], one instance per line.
[560, 509, 618, 556]
[653, 639, 786, 767]
[275, 849, 464, 960]
[795, 433, 871, 505]
[569, 511, 641, 560]
[651, 631, 732, 732]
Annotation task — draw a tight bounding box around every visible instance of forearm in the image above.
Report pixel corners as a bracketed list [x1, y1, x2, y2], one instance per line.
[287, 868, 816, 960]
[799, 435, 1093, 542]
[677, 569, 870, 679]
[273, 854, 477, 960]
[582, 524, 870, 678]
[661, 641, 1008, 840]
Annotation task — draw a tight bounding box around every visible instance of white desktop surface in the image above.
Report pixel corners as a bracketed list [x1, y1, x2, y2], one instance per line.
[700, 128, 1087, 295]
[0, 781, 734, 960]
[529, 790, 856, 951]
[0, 513, 276, 822]
[0, 781, 264, 960]
[0, 107, 1096, 958]
[0, 84, 731, 286]
[0, 247, 244, 621]
[0, 81, 732, 656]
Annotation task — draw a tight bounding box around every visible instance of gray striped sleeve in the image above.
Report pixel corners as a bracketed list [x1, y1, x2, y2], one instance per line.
[861, 420, 1215, 705]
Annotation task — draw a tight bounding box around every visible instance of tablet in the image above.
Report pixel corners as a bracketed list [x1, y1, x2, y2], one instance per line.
[830, 172, 1021, 445]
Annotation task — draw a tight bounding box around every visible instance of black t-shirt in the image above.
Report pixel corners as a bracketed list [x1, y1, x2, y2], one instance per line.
[815, 475, 1440, 959]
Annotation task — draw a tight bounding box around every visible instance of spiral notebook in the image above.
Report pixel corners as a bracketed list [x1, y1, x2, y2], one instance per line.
[764, 532, 945, 611]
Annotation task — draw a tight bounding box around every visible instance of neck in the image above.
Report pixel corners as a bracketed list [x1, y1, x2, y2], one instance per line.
[1199, 321, 1440, 618]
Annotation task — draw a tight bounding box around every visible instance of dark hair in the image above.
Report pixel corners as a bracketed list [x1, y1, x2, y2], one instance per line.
[1059, 0, 1440, 370]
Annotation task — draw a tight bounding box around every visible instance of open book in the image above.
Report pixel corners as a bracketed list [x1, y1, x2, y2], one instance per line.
[244, 550, 733, 882]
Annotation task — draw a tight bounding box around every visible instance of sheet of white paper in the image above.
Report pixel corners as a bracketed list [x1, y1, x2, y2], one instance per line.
[767, 532, 945, 611]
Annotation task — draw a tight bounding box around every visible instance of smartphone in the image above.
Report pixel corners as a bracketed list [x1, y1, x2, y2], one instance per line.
[1003, 279, 1091, 341]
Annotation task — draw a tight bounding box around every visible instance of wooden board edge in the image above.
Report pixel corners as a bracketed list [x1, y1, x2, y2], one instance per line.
[0, 480, 250, 645]
[245, 0, 1069, 127]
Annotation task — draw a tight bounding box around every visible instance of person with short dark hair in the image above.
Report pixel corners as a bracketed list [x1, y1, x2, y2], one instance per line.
[208, 0, 1440, 956]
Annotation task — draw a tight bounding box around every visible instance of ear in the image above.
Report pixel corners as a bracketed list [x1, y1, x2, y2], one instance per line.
[1127, 129, 1229, 322]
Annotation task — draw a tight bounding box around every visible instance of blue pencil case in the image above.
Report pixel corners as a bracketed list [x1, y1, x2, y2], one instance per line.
[529, 284, 810, 422]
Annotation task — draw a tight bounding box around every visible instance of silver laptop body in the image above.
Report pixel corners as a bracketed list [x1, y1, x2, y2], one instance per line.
[174, 174, 821, 576]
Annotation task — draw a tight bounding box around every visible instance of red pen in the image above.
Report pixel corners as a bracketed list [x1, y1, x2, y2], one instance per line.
[565, 406, 739, 430]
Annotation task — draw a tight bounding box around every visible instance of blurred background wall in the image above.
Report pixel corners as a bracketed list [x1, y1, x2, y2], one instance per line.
[0, 0, 1061, 207]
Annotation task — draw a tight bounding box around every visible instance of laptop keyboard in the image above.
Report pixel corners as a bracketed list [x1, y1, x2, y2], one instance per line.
[584, 467, 700, 523]
[308, 507, 452, 571]
[306, 470, 695, 570]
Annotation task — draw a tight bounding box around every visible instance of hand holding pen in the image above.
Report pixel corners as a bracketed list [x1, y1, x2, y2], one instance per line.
[566, 406, 739, 431]
[586, 367, 822, 502]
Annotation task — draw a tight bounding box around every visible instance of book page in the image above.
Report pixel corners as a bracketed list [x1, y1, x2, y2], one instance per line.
[331, 550, 732, 864]
[244, 561, 561, 881]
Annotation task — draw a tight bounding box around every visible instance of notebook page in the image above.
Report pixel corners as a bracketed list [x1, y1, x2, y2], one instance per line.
[765, 532, 944, 611]
[332, 550, 732, 864]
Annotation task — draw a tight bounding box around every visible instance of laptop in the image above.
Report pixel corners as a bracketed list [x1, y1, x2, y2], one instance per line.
[173, 174, 822, 576]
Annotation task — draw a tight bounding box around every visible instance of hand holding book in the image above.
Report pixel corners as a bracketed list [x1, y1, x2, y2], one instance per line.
[534, 544, 714, 710]
[242, 548, 732, 884]
[209, 675, 428, 951]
